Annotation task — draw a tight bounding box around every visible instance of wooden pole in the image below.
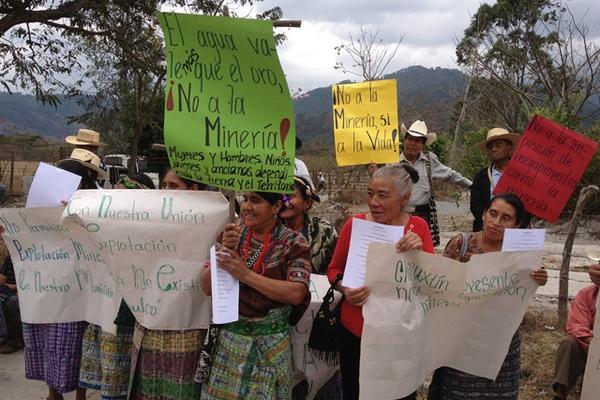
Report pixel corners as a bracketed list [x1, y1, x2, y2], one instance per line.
[9, 152, 14, 193]
[558, 185, 599, 329]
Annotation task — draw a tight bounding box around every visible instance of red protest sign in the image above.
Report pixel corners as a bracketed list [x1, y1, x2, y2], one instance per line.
[494, 115, 598, 222]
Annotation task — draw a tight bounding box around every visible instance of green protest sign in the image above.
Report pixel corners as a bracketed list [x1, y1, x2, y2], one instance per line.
[158, 13, 295, 192]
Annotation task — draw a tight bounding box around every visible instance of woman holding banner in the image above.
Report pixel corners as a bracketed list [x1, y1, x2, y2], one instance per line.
[129, 167, 206, 400]
[78, 173, 154, 400]
[199, 191, 312, 399]
[19, 149, 106, 400]
[427, 193, 548, 400]
[327, 164, 434, 400]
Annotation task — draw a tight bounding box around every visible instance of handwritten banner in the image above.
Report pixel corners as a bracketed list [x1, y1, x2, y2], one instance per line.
[360, 244, 540, 399]
[158, 13, 295, 192]
[61, 190, 229, 330]
[581, 293, 600, 399]
[332, 79, 399, 166]
[494, 115, 598, 222]
[292, 274, 340, 399]
[0, 208, 121, 333]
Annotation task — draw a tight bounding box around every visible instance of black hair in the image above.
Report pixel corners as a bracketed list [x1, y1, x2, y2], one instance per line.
[162, 167, 207, 190]
[129, 172, 155, 189]
[255, 192, 283, 205]
[57, 160, 98, 190]
[293, 176, 320, 202]
[487, 192, 526, 227]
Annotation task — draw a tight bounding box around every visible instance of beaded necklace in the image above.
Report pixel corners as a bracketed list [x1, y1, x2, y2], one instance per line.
[241, 228, 274, 275]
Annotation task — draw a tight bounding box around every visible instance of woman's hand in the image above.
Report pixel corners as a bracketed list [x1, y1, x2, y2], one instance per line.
[221, 223, 242, 251]
[530, 268, 548, 286]
[589, 264, 600, 286]
[396, 231, 423, 253]
[215, 247, 251, 282]
[342, 286, 371, 306]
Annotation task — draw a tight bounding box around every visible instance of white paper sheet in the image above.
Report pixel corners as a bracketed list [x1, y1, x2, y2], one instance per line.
[501, 228, 545, 251]
[210, 245, 239, 324]
[26, 162, 81, 208]
[342, 218, 404, 288]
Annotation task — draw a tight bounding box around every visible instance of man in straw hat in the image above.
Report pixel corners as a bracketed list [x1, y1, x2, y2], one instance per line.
[470, 127, 520, 231]
[400, 120, 472, 246]
[65, 129, 105, 154]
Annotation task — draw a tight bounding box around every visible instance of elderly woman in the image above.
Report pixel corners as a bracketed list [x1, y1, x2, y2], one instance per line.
[200, 191, 312, 399]
[327, 164, 434, 400]
[128, 168, 207, 400]
[280, 176, 338, 275]
[427, 193, 548, 400]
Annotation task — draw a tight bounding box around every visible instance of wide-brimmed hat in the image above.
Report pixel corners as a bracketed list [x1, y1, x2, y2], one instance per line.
[65, 129, 105, 147]
[56, 148, 107, 180]
[477, 128, 520, 152]
[402, 120, 437, 145]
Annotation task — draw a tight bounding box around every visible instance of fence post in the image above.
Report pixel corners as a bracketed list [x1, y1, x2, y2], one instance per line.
[9, 152, 14, 193]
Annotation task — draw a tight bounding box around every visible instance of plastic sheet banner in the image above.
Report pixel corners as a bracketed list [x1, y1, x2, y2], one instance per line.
[61, 190, 229, 330]
[360, 244, 540, 399]
[0, 208, 121, 333]
[158, 13, 295, 193]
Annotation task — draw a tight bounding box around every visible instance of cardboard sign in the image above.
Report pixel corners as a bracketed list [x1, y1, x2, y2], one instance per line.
[581, 293, 600, 400]
[332, 79, 400, 166]
[0, 208, 121, 333]
[360, 244, 540, 399]
[158, 13, 295, 193]
[494, 115, 598, 222]
[61, 190, 229, 330]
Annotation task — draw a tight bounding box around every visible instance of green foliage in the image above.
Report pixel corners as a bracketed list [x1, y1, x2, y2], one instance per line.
[0, 133, 44, 146]
[454, 127, 489, 180]
[428, 133, 450, 165]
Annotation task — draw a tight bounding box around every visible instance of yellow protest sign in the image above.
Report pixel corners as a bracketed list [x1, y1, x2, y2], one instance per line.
[332, 79, 399, 166]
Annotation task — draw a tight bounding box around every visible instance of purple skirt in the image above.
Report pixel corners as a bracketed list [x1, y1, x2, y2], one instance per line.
[22, 321, 87, 393]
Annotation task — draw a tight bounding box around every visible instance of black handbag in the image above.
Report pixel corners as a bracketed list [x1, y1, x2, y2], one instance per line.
[307, 274, 343, 365]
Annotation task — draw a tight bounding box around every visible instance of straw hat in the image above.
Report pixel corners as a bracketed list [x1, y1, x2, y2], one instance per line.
[402, 120, 437, 145]
[65, 129, 105, 147]
[477, 128, 520, 152]
[56, 148, 107, 180]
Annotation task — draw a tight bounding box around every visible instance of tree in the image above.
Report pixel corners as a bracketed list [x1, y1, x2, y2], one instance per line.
[455, 1, 600, 131]
[334, 27, 403, 82]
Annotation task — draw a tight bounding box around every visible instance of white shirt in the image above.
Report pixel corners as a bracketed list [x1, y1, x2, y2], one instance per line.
[400, 151, 473, 207]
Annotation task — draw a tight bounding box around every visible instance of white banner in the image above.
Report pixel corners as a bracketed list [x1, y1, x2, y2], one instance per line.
[292, 274, 341, 399]
[581, 293, 600, 399]
[360, 244, 540, 399]
[0, 208, 121, 333]
[61, 190, 229, 330]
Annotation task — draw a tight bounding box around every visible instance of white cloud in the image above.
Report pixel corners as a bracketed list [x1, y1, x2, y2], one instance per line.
[238, 0, 599, 91]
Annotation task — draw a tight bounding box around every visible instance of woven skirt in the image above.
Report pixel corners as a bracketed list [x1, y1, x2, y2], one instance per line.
[129, 323, 205, 400]
[22, 321, 87, 393]
[427, 332, 521, 400]
[79, 324, 134, 399]
[200, 306, 293, 400]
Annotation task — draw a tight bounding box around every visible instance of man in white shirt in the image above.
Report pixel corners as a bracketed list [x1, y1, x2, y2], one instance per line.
[400, 120, 472, 245]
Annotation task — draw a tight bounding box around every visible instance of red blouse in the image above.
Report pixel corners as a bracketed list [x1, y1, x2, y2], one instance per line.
[327, 213, 434, 337]
[567, 284, 598, 351]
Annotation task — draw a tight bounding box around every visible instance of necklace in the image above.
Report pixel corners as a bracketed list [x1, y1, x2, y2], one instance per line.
[241, 229, 274, 275]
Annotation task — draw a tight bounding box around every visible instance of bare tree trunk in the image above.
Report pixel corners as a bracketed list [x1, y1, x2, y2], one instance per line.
[558, 185, 599, 329]
[449, 73, 473, 169]
[129, 73, 143, 174]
